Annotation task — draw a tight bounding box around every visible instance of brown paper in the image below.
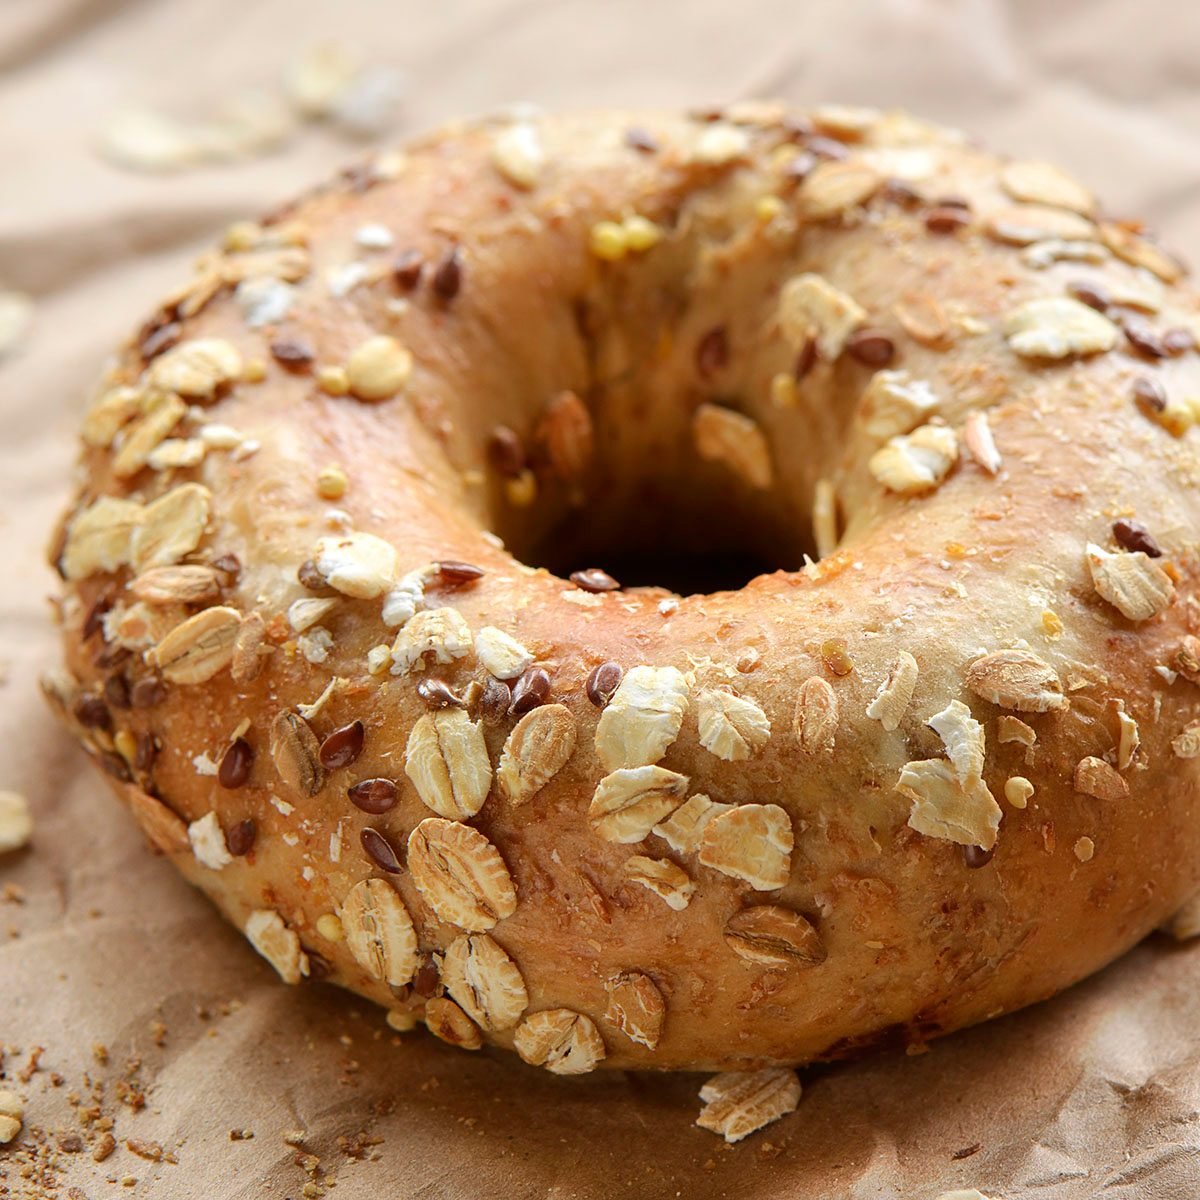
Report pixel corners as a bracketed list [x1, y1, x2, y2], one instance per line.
[3, 1, 1200, 1195]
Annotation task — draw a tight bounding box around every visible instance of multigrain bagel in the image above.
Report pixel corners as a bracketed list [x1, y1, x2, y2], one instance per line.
[46, 103, 1200, 1074]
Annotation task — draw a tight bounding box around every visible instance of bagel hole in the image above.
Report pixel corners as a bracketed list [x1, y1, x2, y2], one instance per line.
[510, 491, 812, 596]
[562, 547, 781, 595]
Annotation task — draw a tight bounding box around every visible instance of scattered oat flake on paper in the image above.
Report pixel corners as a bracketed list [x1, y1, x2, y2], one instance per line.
[0, 791, 33, 853]
[696, 1068, 801, 1142]
[0, 292, 33, 360]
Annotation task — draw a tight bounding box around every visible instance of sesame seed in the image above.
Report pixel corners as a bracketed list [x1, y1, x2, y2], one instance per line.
[348, 778, 397, 814]
[360, 826, 402, 872]
[140, 320, 182, 362]
[416, 677, 465, 709]
[846, 329, 896, 366]
[487, 426, 526, 477]
[104, 674, 131, 710]
[807, 135, 848, 161]
[269, 337, 316, 371]
[696, 326, 729, 378]
[431, 248, 462, 301]
[218, 737, 254, 788]
[509, 666, 551, 714]
[225, 819, 256, 857]
[134, 732, 157, 773]
[74, 695, 112, 731]
[433, 561, 485, 586]
[392, 250, 424, 290]
[962, 844, 995, 869]
[924, 205, 971, 234]
[130, 677, 166, 709]
[318, 720, 365, 771]
[794, 337, 818, 381]
[585, 661, 623, 707]
[624, 127, 659, 153]
[1163, 327, 1196, 355]
[1066, 280, 1110, 311]
[1112, 518, 1162, 557]
[1123, 317, 1167, 358]
[1131, 375, 1167, 413]
[479, 677, 512, 725]
[570, 568, 620, 593]
[297, 560, 330, 591]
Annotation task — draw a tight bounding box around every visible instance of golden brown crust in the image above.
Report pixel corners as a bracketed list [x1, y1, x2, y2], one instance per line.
[47, 103, 1200, 1071]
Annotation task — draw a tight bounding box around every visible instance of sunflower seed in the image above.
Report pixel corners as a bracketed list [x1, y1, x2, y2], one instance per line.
[0, 791, 33, 854]
[963, 410, 1002, 474]
[492, 122, 545, 188]
[797, 159, 882, 219]
[1000, 160, 1095, 214]
[1073, 755, 1128, 801]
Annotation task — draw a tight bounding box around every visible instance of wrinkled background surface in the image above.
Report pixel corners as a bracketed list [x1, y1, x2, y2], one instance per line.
[2, 1, 1200, 1196]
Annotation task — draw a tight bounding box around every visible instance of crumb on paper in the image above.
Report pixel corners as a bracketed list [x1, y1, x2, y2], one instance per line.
[0, 790, 33, 853]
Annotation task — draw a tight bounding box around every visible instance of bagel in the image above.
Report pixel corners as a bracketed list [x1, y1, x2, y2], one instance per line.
[46, 103, 1200, 1074]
